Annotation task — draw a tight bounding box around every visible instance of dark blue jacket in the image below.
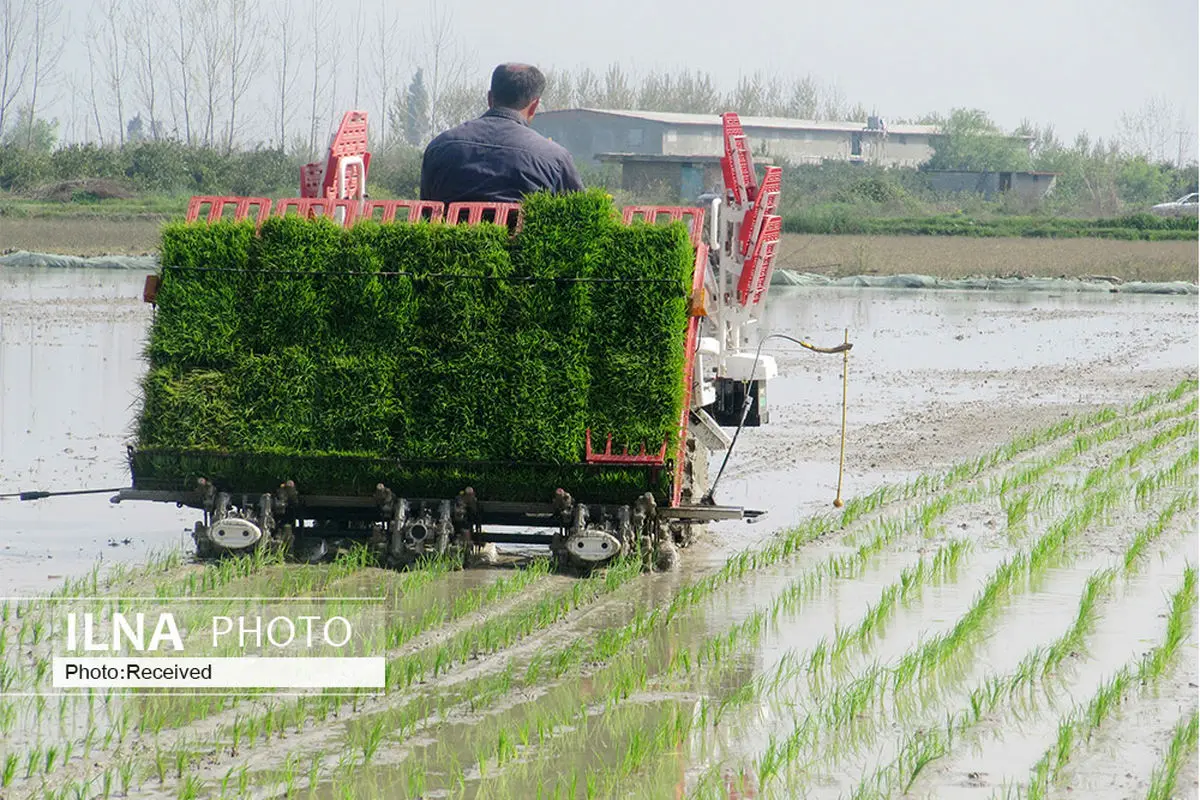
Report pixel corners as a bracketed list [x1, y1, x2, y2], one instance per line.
[420, 107, 584, 204]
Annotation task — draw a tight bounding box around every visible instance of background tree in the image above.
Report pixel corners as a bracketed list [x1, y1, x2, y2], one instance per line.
[0, 0, 32, 137]
[223, 0, 261, 153]
[403, 69, 429, 146]
[22, 0, 62, 150]
[128, 0, 162, 141]
[369, 2, 402, 149]
[165, 0, 197, 143]
[925, 108, 1032, 172]
[1, 103, 56, 151]
[270, 2, 298, 149]
[1117, 95, 1178, 164]
[96, 0, 129, 145]
[420, 5, 466, 138]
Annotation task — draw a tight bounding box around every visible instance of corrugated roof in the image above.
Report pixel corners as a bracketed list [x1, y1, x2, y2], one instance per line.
[538, 108, 941, 136]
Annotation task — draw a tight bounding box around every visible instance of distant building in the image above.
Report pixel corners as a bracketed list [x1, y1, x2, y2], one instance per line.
[533, 108, 940, 168]
[927, 170, 1058, 200]
[594, 153, 735, 201]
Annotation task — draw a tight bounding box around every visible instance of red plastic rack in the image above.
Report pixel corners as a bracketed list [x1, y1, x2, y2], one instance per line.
[185, 196, 273, 225]
[273, 198, 360, 226]
[444, 202, 523, 228]
[621, 205, 707, 249]
[361, 199, 445, 223]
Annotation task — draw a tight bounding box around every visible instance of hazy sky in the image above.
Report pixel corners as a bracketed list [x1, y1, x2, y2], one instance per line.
[37, 0, 1200, 159]
[464, 0, 1198, 152]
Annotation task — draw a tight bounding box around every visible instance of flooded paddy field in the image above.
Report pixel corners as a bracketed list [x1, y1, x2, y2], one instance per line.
[0, 267, 1196, 799]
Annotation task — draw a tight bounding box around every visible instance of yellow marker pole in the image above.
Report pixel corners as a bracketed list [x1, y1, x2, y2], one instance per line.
[833, 328, 850, 508]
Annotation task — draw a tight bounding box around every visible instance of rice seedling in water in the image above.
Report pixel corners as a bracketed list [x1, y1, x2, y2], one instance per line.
[359, 718, 386, 764]
[369, 401, 1197, 796]
[1, 752, 16, 787]
[1145, 710, 1199, 800]
[1012, 567, 1196, 800]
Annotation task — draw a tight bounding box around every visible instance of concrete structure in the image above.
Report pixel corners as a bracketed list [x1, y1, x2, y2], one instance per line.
[534, 108, 940, 168]
[595, 153, 729, 200]
[927, 170, 1058, 200]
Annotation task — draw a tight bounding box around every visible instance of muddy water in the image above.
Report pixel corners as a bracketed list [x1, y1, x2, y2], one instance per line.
[0, 269, 195, 594]
[704, 285, 1196, 553]
[1, 267, 1197, 799]
[1, 270, 1196, 590]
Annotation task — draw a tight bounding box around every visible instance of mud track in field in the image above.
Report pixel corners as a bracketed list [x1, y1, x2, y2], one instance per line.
[0, 270, 1196, 799]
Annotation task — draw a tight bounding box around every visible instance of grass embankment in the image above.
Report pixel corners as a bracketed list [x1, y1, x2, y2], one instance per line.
[782, 208, 1198, 241]
[4, 192, 1197, 283]
[776, 232, 1198, 282]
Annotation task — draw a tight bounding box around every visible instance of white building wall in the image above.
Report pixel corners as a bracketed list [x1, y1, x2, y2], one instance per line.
[662, 125, 934, 167]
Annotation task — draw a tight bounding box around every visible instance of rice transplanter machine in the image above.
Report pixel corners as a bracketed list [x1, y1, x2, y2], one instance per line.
[111, 111, 791, 568]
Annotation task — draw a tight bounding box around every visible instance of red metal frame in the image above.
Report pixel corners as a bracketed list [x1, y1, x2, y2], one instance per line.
[300, 163, 324, 199]
[301, 111, 371, 200]
[671, 243, 709, 506]
[361, 199, 445, 223]
[444, 202, 523, 228]
[621, 205, 707, 249]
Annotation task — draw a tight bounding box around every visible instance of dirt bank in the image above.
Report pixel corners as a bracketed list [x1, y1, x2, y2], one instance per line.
[778, 232, 1198, 282]
[0, 216, 164, 256]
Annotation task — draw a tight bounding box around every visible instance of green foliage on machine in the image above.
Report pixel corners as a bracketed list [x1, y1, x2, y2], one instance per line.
[134, 190, 693, 503]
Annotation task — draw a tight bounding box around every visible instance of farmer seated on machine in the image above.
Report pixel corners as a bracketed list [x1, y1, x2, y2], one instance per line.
[420, 63, 584, 204]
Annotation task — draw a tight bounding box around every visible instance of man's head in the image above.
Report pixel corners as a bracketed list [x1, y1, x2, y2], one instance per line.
[487, 64, 546, 122]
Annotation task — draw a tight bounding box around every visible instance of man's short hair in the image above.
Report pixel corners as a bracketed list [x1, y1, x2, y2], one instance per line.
[490, 64, 546, 110]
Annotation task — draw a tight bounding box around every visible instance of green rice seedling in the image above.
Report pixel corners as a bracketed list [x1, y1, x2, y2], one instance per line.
[43, 745, 58, 774]
[136, 192, 691, 504]
[306, 751, 323, 793]
[1016, 568, 1196, 799]
[177, 775, 203, 800]
[153, 748, 167, 784]
[1146, 711, 1199, 800]
[1, 752, 16, 787]
[359, 717, 386, 764]
[23, 747, 38, 779]
[118, 759, 134, 794]
[126, 388, 1195, 796]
